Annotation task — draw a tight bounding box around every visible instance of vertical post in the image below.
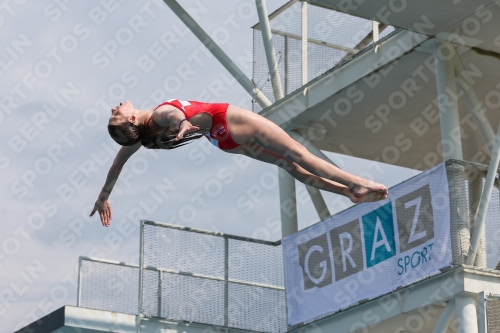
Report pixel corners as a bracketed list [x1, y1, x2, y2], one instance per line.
[224, 236, 229, 327]
[279, 169, 298, 237]
[157, 270, 162, 317]
[305, 186, 331, 220]
[468, 173, 486, 267]
[284, 35, 288, 95]
[372, 21, 380, 43]
[478, 292, 487, 333]
[432, 299, 455, 333]
[162, 0, 271, 108]
[435, 42, 467, 264]
[256, 0, 284, 101]
[136, 221, 145, 333]
[454, 53, 495, 152]
[434, 42, 462, 161]
[466, 124, 500, 265]
[301, 1, 308, 86]
[77, 257, 83, 307]
[455, 294, 479, 333]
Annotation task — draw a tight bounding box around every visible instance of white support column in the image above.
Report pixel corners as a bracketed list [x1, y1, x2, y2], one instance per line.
[306, 186, 331, 220]
[435, 42, 468, 264]
[288, 130, 339, 167]
[256, 0, 284, 101]
[468, 173, 486, 267]
[466, 124, 500, 265]
[284, 35, 289, 95]
[288, 130, 333, 219]
[455, 294, 479, 333]
[454, 52, 496, 152]
[162, 0, 272, 109]
[372, 21, 380, 43]
[301, 1, 308, 86]
[478, 292, 487, 333]
[279, 169, 298, 237]
[434, 41, 463, 161]
[432, 299, 455, 333]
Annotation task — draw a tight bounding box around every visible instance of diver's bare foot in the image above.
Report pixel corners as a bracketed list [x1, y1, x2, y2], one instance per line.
[346, 179, 388, 203]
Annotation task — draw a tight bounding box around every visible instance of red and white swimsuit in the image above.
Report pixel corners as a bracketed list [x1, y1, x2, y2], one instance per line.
[151, 99, 240, 150]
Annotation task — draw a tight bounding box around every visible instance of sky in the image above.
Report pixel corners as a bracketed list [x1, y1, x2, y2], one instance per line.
[0, 1, 418, 331]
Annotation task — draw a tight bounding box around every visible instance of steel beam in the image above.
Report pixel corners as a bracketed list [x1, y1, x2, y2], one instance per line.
[162, 0, 271, 108]
[279, 169, 298, 237]
[301, 1, 308, 86]
[468, 173, 486, 267]
[305, 186, 331, 220]
[288, 130, 338, 167]
[466, 124, 500, 265]
[432, 299, 455, 333]
[455, 294, 479, 333]
[434, 41, 463, 161]
[256, 0, 284, 101]
[454, 52, 496, 153]
[288, 130, 334, 219]
[137, 221, 145, 333]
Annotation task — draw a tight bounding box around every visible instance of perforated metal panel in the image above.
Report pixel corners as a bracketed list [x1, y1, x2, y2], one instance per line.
[487, 294, 500, 332]
[79, 259, 138, 315]
[139, 221, 287, 333]
[143, 224, 225, 277]
[446, 160, 500, 269]
[159, 274, 225, 325]
[252, 1, 396, 112]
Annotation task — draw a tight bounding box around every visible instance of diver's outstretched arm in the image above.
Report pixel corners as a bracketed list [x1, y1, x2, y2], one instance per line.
[90, 142, 141, 226]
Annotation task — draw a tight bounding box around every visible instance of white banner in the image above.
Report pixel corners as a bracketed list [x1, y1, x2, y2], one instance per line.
[282, 163, 452, 326]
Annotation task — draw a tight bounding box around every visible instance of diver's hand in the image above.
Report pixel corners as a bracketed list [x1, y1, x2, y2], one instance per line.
[175, 120, 200, 141]
[90, 196, 112, 227]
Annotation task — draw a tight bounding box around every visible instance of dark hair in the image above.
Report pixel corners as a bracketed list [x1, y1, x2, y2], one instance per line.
[141, 125, 208, 149]
[108, 122, 208, 149]
[108, 122, 144, 146]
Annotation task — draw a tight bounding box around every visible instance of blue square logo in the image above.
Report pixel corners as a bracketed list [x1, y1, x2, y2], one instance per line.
[362, 202, 396, 268]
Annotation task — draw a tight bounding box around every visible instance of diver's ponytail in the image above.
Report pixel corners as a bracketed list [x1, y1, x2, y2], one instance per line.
[141, 124, 208, 150]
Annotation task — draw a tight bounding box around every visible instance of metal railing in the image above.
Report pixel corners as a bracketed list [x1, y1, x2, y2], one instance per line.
[78, 221, 286, 333]
[251, 0, 396, 111]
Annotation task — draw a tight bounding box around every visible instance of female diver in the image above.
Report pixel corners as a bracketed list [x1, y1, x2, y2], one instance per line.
[90, 100, 388, 226]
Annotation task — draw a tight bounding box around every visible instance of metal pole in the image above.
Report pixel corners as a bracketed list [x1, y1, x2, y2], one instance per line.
[289, 130, 339, 167]
[157, 270, 162, 317]
[279, 169, 298, 237]
[432, 299, 455, 333]
[434, 41, 463, 161]
[305, 186, 331, 220]
[435, 42, 468, 264]
[468, 173, 486, 267]
[77, 257, 83, 307]
[372, 21, 380, 43]
[455, 294, 479, 333]
[284, 35, 288, 95]
[224, 236, 229, 327]
[478, 292, 487, 333]
[256, 0, 284, 101]
[136, 221, 145, 333]
[162, 0, 272, 108]
[466, 124, 500, 265]
[301, 1, 308, 86]
[454, 52, 496, 152]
